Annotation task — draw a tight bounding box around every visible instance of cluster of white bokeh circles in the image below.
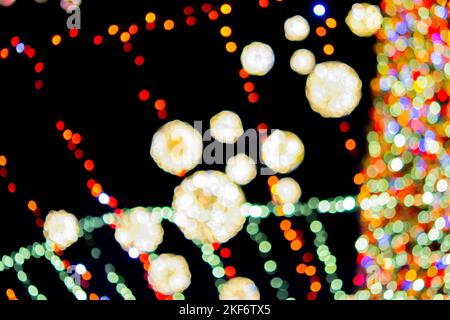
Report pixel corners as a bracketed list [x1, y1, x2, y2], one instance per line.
[226, 154, 257, 185]
[290, 49, 316, 75]
[210, 110, 244, 144]
[271, 177, 302, 205]
[306, 61, 362, 118]
[219, 277, 261, 300]
[262, 129, 305, 174]
[284, 15, 310, 41]
[346, 3, 383, 37]
[240, 42, 275, 76]
[148, 253, 192, 295]
[150, 120, 203, 176]
[173, 170, 246, 244]
[114, 207, 164, 253]
[43, 210, 79, 250]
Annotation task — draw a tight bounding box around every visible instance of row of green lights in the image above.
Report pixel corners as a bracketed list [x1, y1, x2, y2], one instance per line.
[246, 217, 293, 300]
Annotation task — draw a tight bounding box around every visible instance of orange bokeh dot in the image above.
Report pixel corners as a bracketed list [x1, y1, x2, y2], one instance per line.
[120, 32, 131, 42]
[89, 293, 99, 300]
[72, 133, 82, 145]
[353, 173, 364, 185]
[248, 92, 259, 103]
[323, 44, 335, 55]
[280, 219, 291, 231]
[326, 18, 337, 29]
[316, 27, 326, 37]
[84, 160, 95, 171]
[0, 155, 6, 166]
[51, 35, 62, 46]
[208, 10, 219, 20]
[129, 24, 139, 35]
[284, 229, 297, 241]
[296, 264, 306, 274]
[259, 0, 269, 8]
[310, 282, 322, 292]
[0, 48, 9, 59]
[305, 265, 317, 276]
[345, 138, 356, 151]
[155, 99, 166, 110]
[268, 175, 279, 187]
[108, 25, 119, 35]
[63, 129, 73, 141]
[244, 82, 255, 92]
[164, 20, 175, 31]
[220, 26, 232, 37]
[28, 200, 37, 212]
[290, 239, 303, 251]
[239, 69, 249, 79]
[225, 41, 237, 53]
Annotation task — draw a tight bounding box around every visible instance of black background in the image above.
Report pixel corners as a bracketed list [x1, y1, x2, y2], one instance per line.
[0, 0, 378, 300]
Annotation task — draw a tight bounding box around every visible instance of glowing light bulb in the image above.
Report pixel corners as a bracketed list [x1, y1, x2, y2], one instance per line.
[210, 110, 244, 144]
[43, 210, 79, 250]
[173, 170, 246, 244]
[306, 61, 362, 118]
[345, 3, 382, 37]
[226, 154, 257, 185]
[262, 130, 305, 174]
[219, 277, 260, 300]
[240, 42, 275, 76]
[290, 49, 315, 75]
[284, 15, 310, 41]
[148, 254, 191, 295]
[271, 178, 302, 204]
[150, 120, 203, 176]
[114, 207, 164, 253]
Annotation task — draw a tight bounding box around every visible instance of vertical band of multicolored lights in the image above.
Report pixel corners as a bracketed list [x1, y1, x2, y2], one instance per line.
[355, 0, 450, 299]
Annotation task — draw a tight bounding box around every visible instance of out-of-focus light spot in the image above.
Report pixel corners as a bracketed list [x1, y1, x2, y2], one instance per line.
[284, 15, 310, 41]
[16, 43, 24, 53]
[345, 138, 356, 151]
[323, 44, 334, 55]
[240, 42, 275, 76]
[150, 120, 203, 176]
[43, 210, 79, 250]
[148, 254, 191, 295]
[326, 18, 337, 28]
[306, 61, 362, 118]
[51, 35, 62, 46]
[226, 154, 257, 185]
[120, 32, 130, 42]
[271, 177, 302, 204]
[145, 12, 156, 23]
[75, 264, 86, 275]
[290, 49, 315, 75]
[164, 19, 175, 31]
[84, 160, 94, 171]
[345, 3, 382, 37]
[139, 89, 150, 101]
[219, 277, 260, 300]
[220, 26, 232, 38]
[220, 4, 232, 15]
[225, 41, 237, 53]
[98, 193, 110, 205]
[313, 4, 326, 17]
[108, 25, 119, 35]
[210, 110, 244, 144]
[316, 26, 326, 37]
[128, 248, 140, 259]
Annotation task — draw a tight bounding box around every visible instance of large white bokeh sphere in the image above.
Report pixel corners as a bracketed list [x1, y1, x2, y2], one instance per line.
[271, 178, 302, 204]
[219, 277, 260, 300]
[43, 210, 79, 250]
[240, 42, 275, 76]
[226, 154, 257, 185]
[114, 207, 164, 253]
[148, 254, 192, 295]
[173, 170, 246, 244]
[306, 61, 362, 118]
[210, 110, 244, 144]
[345, 3, 383, 37]
[150, 120, 203, 176]
[290, 49, 316, 75]
[262, 130, 305, 174]
[284, 15, 310, 41]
